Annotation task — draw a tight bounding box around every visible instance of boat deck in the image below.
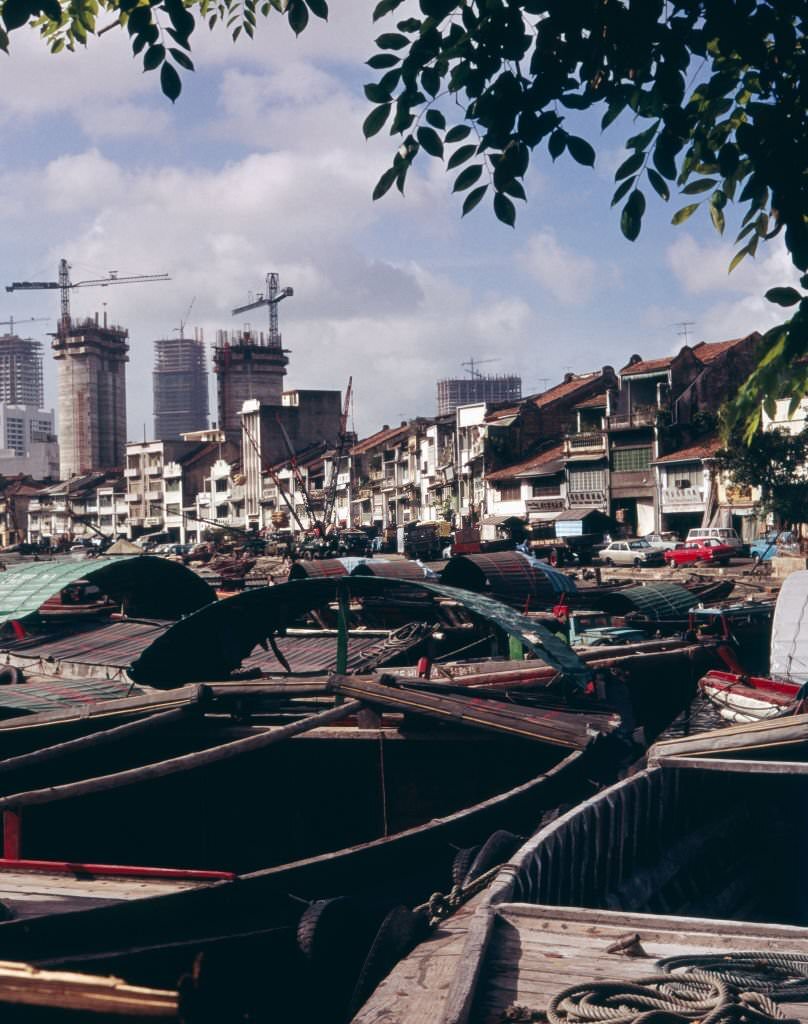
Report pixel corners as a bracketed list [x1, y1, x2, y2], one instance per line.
[356, 903, 808, 1024]
[467, 905, 808, 1024]
[0, 867, 215, 920]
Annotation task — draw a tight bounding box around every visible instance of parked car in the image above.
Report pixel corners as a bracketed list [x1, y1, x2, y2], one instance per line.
[748, 530, 798, 563]
[685, 526, 745, 553]
[640, 531, 680, 551]
[666, 538, 734, 567]
[597, 539, 667, 567]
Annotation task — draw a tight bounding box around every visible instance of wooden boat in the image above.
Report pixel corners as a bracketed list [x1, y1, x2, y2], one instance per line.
[698, 571, 808, 723]
[359, 720, 808, 1024]
[0, 682, 618, 1021]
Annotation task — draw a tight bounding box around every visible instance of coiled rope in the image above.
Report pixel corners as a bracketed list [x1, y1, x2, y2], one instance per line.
[541, 953, 808, 1024]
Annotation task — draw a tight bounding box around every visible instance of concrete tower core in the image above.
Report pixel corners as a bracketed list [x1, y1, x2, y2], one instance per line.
[53, 314, 128, 478]
[213, 328, 288, 437]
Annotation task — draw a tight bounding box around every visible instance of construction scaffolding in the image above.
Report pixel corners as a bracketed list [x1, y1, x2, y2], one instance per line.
[153, 332, 209, 440]
[436, 373, 522, 416]
[212, 328, 288, 437]
[0, 334, 44, 407]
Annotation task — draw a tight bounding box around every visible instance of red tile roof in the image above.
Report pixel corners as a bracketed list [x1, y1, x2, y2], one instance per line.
[532, 372, 601, 407]
[653, 436, 722, 464]
[691, 336, 755, 363]
[487, 442, 565, 481]
[620, 355, 674, 376]
[485, 404, 521, 422]
[351, 423, 410, 455]
[574, 393, 608, 411]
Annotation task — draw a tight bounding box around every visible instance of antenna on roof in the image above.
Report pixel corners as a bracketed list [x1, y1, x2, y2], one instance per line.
[674, 321, 696, 344]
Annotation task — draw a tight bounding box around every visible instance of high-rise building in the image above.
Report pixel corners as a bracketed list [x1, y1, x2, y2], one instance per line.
[0, 334, 44, 407]
[153, 334, 209, 440]
[436, 373, 522, 416]
[213, 328, 288, 437]
[53, 313, 128, 479]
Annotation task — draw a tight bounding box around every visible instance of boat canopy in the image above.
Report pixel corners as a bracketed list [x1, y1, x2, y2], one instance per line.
[0, 556, 215, 627]
[440, 550, 576, 609]
[770, 570, 808, 684]
[129, 575, 590, 690]
[602, 581, 703, 620]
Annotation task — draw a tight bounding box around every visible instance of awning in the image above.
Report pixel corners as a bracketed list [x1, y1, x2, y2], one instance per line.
[517, 460, 565, 478]
[528, 511, 563, 523]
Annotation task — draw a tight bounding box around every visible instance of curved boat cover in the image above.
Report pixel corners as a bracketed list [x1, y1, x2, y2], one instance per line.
[770, 570, 808, 684]
[0, 556, 215, 626]
[441, 551, 576, 609]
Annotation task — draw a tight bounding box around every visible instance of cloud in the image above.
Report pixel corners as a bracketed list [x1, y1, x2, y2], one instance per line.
[518, 230, 611, 304]
[666, 232, 801, 296]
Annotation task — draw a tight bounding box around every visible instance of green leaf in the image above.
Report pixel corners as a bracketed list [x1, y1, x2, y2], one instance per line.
[362, 103, 391, 138]
[287, 0, 308, 33]
[169, 46, 194, 70]
[462, 185, 487, 217]
[647, 168, 670, 201]
[626, 120, 659, 152]
[364, 82, 391, 103]
[143, 42, 165, 69]
[447, 143, 476, 170]
[2, 0, 33, 31]
[728, 245, 750, 274]
[671, 203, 700, 225]
[445, 124, 471, 144]
[39, 0, 60, 20]
[566, 135, 595, 167]
[303, 0, 327, 18]
[615, 151, 644, 181]
[160, 59, 182, 101]
[425, 108, 445, 130]
[548, 129, 566, 161]
[620, 188, 646, 242]
[421, 66, 439, 96]
[452, 164, 482, 192]
[372, 0, 403, 19]
[494, 191, 516, 227]
[417, 125, 443, 158]
[610, 177, 635, 208]
[376, 31, 408, 49]
[681, 178, 718, 195]
[367, 53, 399, 70]
[372, 166, 398, 201]
[500, 178, 526, 201]
[765, 287, 802, 308]
[709, 198, 725, 235]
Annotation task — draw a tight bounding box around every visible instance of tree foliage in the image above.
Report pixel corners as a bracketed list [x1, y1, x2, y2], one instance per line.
[2, 0, 806, 438]
[717, 424, 808, 529]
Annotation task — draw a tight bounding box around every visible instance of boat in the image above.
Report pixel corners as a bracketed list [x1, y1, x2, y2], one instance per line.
[0, 678, 620, 1022]
[356, 715, 808, 1024]
[698, 571, 806, 723]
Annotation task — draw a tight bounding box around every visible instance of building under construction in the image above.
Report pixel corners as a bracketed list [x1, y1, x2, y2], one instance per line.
[213, 328, 288, 437]
[153, 332, 209, 440]
[0, 334, 44, 407]
[53, 313, 128, 479]
[436, 373, 522, 416]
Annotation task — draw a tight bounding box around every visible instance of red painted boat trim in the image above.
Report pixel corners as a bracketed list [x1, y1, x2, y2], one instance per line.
[0, 857, 235, 882]
[2, 812, 21, 860]
[700, 669, 803, 698]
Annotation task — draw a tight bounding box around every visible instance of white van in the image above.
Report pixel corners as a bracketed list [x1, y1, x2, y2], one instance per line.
[686, 526, 744, 551]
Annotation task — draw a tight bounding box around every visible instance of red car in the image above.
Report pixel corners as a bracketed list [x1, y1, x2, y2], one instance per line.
[667, 538, 734, 567]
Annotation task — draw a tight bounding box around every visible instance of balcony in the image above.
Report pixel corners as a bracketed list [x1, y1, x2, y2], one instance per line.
[124, 468, 140, 479]
[606, 407, 658, 431]
[564, 432, 606, 457]
[163, 463, 182, 479]
[146, 489, 162, 501]
[568, 489, 607, 507]
[146, 464, 162, 476]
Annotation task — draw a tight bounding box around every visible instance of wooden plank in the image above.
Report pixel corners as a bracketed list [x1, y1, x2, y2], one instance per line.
[0, 699, 362, 812]
[649, 712, 808, 761]
[330, 674, 617, 749]
[652, 755, 808, 774]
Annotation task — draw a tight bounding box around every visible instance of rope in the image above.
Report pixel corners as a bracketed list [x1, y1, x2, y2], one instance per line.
[540, 953, 808, 1024]
[413, 862, 505, 926]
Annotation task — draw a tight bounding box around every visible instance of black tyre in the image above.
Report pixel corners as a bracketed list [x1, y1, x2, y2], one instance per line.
[451, 845, 480, 887]
[604, 557, 614, 567]
[462, 829, 523, 886]
[668, 557, 677, 568]
[346, 906, 424, 1018]
[297, 897, 350, 961]
[0, 666, 23, 685]
[633, 558, 642, 568]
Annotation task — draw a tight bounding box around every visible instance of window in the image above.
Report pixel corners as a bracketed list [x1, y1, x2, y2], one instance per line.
[612, 447, 652, 472]
[532, 481, 560, 497]
[5, 417, 24, 456]
[674, 478, 692, 489]
[568, 469, 605, 492]
[496, 483, 520, 501]
[215, 477, 228, 492]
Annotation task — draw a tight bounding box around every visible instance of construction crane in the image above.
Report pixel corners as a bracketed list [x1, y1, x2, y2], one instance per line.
[232, 272, 293, 345]
[322, 376, 353, 530]
[174, 297, 196, 340]
[274, 411, 324, 534]
[462, 357, 499, 379]
[0, 316, 49, 334]
[6, 258, 170, 336]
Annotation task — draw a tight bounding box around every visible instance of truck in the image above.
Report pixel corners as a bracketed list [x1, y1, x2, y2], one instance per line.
[403, 521, 452, 561]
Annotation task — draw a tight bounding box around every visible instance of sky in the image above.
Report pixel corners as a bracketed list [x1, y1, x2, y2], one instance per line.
[0, 5, 801, 441]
